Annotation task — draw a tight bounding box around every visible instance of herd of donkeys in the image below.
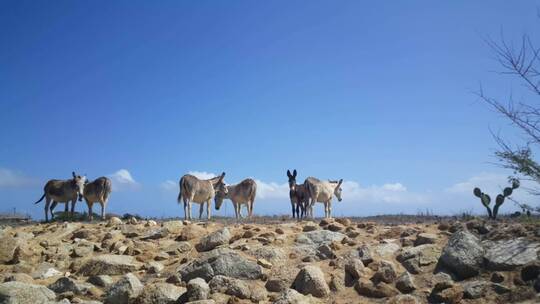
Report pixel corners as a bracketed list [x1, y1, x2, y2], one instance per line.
[34, 169, 344, 222]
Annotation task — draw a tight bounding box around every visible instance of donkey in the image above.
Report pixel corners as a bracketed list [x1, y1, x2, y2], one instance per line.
[34, 172, 87, 222]
[215, 178, 257, 219]
[177, 172, 227, 220]
[287, 169, 309, 219]
[82, 177, 112, 221]
[304, 177, 343, 218]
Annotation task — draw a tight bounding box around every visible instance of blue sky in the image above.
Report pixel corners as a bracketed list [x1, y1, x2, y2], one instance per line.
[1, 1, 539, 219]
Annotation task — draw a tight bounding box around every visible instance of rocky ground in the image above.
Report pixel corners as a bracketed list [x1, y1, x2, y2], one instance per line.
[0, 216, 539, 304]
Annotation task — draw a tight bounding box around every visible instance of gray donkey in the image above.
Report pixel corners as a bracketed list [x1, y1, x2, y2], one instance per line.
[82, 177, 112, 221]
[304, 177, 343, 218]
[287, 169, 309, 219]
[34, 172, 87, 222]
[215, 178, 257, 219]
[177, 172, 227, 220]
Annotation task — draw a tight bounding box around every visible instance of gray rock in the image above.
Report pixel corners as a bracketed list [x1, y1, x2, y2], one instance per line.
[165, 242, 192, 255]
[397, 244, 440, 274]
[439, 231, 484, 279]
[292, 265, 330, 298]
[388, 294, 420, 304]
[273, 289, 314, 304]
[0, 281, 56, 304]
[374, 242, 401, 257]
[344, 258, 365, 281]
[88, 275, 113, 288]
[265, 279, 288, 292]
[358, 245, 374, 265]
[484, 238, 540, 270]
[0, 231, 19, 263]
[354, 278, 398, 298]
[248, 246, 286, 263]
[178, 249, 262, 282]
[31, 263, 62, 279]
[186, 278, 210, 301]
[196, 228, 231, 252]
[208, 275, 251, 299]
[462, 281, 488, 299]
[414, 233, 437, 246]
[295, 230, 345, 247]
[78, 254, 142, 276]
[147, 261, 164, 274]
[162, 220, 183, 234]
[133, 283, 185, 304]
[48, 277, 92, 294]
[371, 261, 397, 284]
[141, 228, 169, 240]
[3, 273, 34, 284]
[316, 244, 335, 260]
[395, 272, 416, 294]
[104, 273, 143, 304]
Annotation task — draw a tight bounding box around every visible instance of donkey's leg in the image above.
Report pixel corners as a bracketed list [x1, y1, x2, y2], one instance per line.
[206, 200, 211, 220]
[87, 201, 93, 221]
[70, 199, 76, 220]
[183, 200, 188, 220]
[249, 200, 254, 218]
[44, 197, 51, 222]
[198, 203, 204, 219]
[291, 201, 296, 219]
[327, 200, 332, 218]
[101, 201, 106, 220]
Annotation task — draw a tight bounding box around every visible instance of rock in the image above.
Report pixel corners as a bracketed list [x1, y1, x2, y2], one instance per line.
[186, 278, 210, 301]
[521, 262, 540, 281]
[3, 273, 34, 284]
[414, 233, 437, 246]
[462, 281, 488, 299]
[107, 217, 123, 227]
[177, 225, 206, 241]
[165, 241, 192, 255]
[179, 249, 262, 282]
[31, 263, 62, 279]
[162, 220, 183, 234]
[395, 272, 416, 293]
[48, 277, 92, 295]
[257, 258, 272, 269]
[196, 228, 231, 252]
[354, 278, 398, 298]
[329, 273, 345, 292]
[490, 272, 505, 283]
[484, 238, 540, 270]
[303, 224, 318, 232]
[295, 230, 345, 248]
[0, 281, 56, 304]
[141, 228, 169, 240]
[326, 223, 344, 232]
[371, 260, 397, 284]
[439, 231, 484, 279]
[374, 242, 400, 257]
[0, 232, 19, 263]
[104, 273, 143, 304]
[344, 258, 365, 281]
[88, 275, 113, 287]
[78, 254, 142, 276]
[336, 218, 351, 226]
[147, 261, 164, 274]
[429, 277, 463, 304]
[72, 229, 92, 239]
[292, 265, 330, 298]
[273, 289, 314, 304]
[491, 283, 511, 294]
[266, 279, 288, 292]
[146, 220, 158, 227]
[358, 245, 374, 265]
[396, 244, 440, 274]
[249, 246, 286, 264]
[388, 294, 420, 304]
[185, 300, 215, 304]
[534, 277, 540, 292]
[208, 275, 251, 299]
[316, 244, 335, 260]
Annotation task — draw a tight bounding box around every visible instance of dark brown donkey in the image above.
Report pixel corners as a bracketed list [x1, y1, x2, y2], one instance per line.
[287, 169, 309, 219]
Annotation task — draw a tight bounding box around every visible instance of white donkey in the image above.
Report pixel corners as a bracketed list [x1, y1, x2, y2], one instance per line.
[304, 177, 343, 218]
[214, 178, 257, 219]
[177, 172, 227, 220]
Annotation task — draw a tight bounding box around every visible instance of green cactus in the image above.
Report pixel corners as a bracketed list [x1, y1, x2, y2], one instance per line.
[474, 178, 520, 219]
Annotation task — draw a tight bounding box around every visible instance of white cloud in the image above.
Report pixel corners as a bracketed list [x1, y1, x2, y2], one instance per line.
[446, 173, 509, 194]
[341, 181, 428, 204]
[0, 168, 34, 188]
[254, 180, 290, 200]
[160, 180, 177, 191]
[108, 169, 139, 191]
[187, 171, 216, 180]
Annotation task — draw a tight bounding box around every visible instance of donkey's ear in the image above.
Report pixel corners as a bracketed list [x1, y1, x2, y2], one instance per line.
[293, 169, 297, 178]
[218, 172, 225, 181]
[338, 179, 343, 186]
[287, 170, 292, 178]
[72, 171, 76, 178]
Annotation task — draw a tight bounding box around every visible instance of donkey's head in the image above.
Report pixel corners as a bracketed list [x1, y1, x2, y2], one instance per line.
[331, 179, 343, 202]
[287, 169, 297, 191]
[213, 172, 228, 210]
[72, 171, 87, 201]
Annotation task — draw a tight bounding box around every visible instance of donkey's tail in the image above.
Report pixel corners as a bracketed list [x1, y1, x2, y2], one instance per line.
[177, 177, 184, 204]
[102, 178, 112, 202]
[249, 181, 257, 204]
[34, 193, 46, 204]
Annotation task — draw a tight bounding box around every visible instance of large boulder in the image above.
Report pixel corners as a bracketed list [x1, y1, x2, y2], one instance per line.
[292, 265, 330, 298]
[178, 249, 262, 282]
[397, 244, 440, 274]
[439, 231, 484, 279]
[104, 273, 143, 304]
[48, 277, 93, 295]
[162, 220, 184, 234]
[295, 230, 345, 248]
[133, 283, 185, 304]
[186, 278, 210, 302]
[0, 281, 56, 304]
[196, 228, 231, 252]
[484, 238, 540, 270]
[78, 254, 142, 276]
[208, 275, 251, 299]
[395, 272, 416, 294]
[177, 225, 206, 241]
[0, 231, 19, 264]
